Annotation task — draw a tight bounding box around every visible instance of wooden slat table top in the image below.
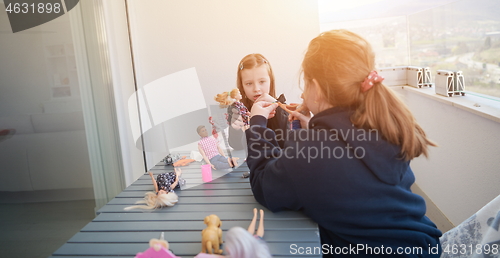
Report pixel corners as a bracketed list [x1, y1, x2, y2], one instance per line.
[51, 161, 321, 257]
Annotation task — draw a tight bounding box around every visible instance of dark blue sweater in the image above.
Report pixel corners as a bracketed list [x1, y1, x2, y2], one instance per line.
[246, 106, 442, 257]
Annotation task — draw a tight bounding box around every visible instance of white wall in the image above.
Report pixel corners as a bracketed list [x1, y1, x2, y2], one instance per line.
[124, 0, 320, 169]
[395, 87, 500, 225]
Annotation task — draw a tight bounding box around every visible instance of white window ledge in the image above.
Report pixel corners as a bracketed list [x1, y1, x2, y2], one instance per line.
[395, 86, 500, 124]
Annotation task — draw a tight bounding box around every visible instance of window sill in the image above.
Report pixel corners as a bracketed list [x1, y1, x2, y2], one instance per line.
[395, 86, 500, 124]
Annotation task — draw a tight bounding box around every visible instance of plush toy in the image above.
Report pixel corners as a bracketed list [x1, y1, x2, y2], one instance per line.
[124, 168, 182, 210]
[201, 214, 223, 254]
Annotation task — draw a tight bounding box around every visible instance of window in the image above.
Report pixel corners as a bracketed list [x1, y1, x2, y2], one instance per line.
[319, 0, 500, 99]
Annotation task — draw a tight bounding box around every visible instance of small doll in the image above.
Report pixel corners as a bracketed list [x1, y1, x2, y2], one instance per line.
[124, 168, 182, 210]
[135, 232, 181, 258]
[223, 208, 271, 258]
[197, 125, 238, 170]
[172, 156, 195, 167]
[195, 209, 271, 258]
[208, 115, 237, 170]
[214, 88, 250, 126]
[279, 93, 310, 129]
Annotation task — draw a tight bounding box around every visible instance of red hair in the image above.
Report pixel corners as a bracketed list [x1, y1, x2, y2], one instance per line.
[236, 53, 276, 109]
[302, 30, 436, 160]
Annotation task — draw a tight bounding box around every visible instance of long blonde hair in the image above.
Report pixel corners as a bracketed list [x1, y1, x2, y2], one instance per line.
[214, 88, 240, 106]
[236, 53, 276, 109]
[302, 29, 436, 160]
[124, 191, 178, 210]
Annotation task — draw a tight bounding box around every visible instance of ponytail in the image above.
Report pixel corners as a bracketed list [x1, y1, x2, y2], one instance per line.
[352, 82, 437, 160]
[215, 88, 243, 106]
[302, 29, 436, 160]
[214, 92, 233, 106]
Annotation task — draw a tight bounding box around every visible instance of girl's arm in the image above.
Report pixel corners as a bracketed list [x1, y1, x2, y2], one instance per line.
[149, 171, 159, 192]
[245, 115, 302, 212]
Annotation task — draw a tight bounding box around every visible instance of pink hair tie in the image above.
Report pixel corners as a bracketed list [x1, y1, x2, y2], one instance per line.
[361, 71, 384, 92]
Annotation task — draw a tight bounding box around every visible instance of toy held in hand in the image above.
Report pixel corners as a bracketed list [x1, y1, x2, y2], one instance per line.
[215, 88, 250, 126]
[277, 102, 299, 113]
[277, 99, 309, 116]
[278, 102, 309, 129]
[208, 116, 219, 139]
[201, 214, 223, 254]
[124, 168, 182, 210]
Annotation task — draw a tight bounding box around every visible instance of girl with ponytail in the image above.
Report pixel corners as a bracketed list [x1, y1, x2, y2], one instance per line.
[246, 30, 442, 257]
[299, 30, 436, 160]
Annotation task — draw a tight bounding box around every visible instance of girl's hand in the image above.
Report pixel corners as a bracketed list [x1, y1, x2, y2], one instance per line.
[253, 94, 276, 118]
[251, 101, 278, 120]
[254, 93, 277, 103]
[289, 111, 311, 129]
[268, 109, 276, 119]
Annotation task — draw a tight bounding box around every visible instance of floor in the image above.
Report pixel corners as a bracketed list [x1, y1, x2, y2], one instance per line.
[0, 200, 96, 258]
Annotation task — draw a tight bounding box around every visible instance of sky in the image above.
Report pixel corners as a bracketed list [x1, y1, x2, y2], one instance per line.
[318, 0, 460, 23]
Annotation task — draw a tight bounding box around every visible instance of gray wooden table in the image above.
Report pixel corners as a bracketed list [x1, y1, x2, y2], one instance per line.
[51, 161, 321, 257]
